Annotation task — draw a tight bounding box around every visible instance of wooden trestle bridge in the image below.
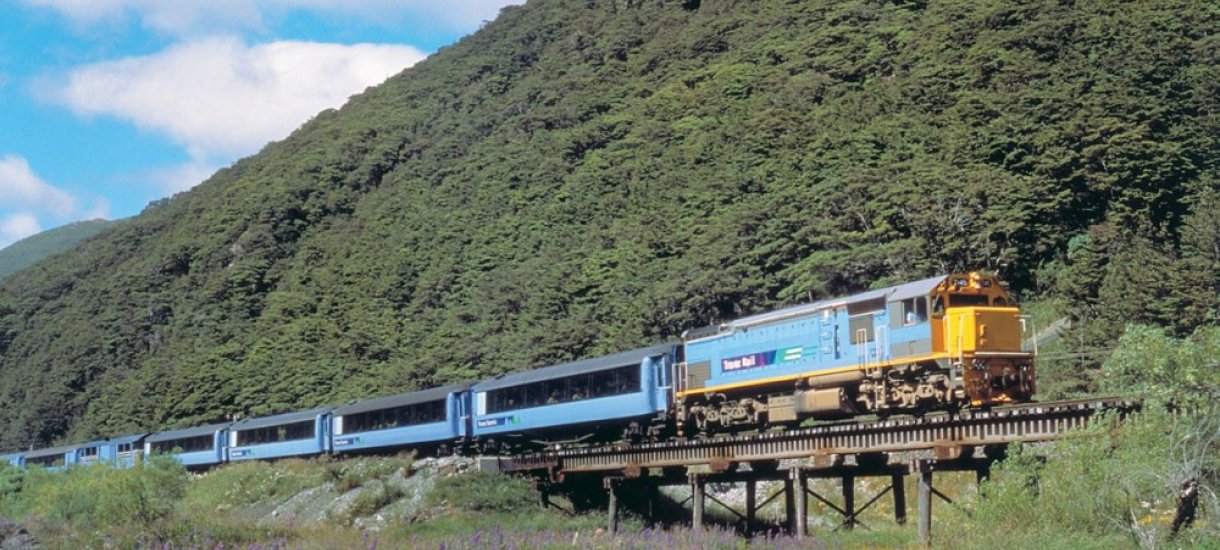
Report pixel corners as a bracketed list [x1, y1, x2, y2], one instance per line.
[492, 397, 1135, 545]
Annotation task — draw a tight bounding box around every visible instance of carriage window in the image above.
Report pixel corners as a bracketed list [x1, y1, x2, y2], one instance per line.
[152, 434, 214, 454]
[525, 383, 547, 408]
[236, 420, 315, 446]
[901, 298, 928, 326]
[79, 446, 98, 459]
[568, 376, 589, 400]
[486, 365, 641, 413]
[544, 379, 565, 404]
[27, 454, 64, 468]
[343, 399, 447, 434]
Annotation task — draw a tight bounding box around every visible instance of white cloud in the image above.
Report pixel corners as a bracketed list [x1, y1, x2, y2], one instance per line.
[0, 155, 77, 217]
[0, 155, 111, 249]
[50, 37, 426, 161]
[84, 198, 112, 220]
[144, 159, 223, 195]
[0, 213, 42, 248]
[21, 0, 521, 37]
[0, 156, 114, 248]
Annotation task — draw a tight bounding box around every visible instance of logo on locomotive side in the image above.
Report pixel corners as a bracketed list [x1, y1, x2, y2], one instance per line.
[721, 346, 806, 372]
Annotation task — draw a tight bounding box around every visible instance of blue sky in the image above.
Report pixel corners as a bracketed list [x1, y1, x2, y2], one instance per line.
[0, 0, 520, 249]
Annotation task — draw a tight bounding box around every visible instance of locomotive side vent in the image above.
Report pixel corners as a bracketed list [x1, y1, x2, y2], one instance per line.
[686, 361, 711, 390]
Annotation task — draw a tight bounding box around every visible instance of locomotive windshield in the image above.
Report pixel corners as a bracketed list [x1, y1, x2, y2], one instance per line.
[948, 294, 990, 307]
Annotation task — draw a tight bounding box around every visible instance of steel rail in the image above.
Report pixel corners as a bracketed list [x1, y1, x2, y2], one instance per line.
[501, 397, 1134, 474]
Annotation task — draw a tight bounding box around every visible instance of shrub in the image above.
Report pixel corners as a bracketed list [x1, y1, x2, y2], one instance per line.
[14, 456, 188, 530]
[942, 407, 1220, 549]
[0, 463, 22, 498]
[425, 471, 536, 513]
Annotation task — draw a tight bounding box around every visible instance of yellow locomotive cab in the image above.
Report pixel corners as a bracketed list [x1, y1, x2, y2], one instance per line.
[932, 273, 1036, 406]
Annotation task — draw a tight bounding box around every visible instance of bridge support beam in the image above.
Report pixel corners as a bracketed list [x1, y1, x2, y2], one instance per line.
[842, 474, 855, 531]
[691, 474, 706, 530]
[606, 478, 620, 534]
[793, 470, 808, 538]
[783, 477, 795, 533]
[646, 483, 659, 526]
[918, 467, 933, 545]
[745, 479, 756, 535]
[893, 473, 907, 525]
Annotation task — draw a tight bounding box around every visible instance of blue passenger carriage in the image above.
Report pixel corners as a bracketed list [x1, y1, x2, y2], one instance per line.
[146, 422, 231, 469]
[332, 383, 472, 456]
[75, 434, 146, 468]
[472, 343, 678, 449]
[22, 444, 76, 470]
[227, 408, 332, 462]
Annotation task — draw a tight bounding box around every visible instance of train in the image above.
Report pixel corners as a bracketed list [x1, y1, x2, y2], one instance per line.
[0, 272, 1035, 470]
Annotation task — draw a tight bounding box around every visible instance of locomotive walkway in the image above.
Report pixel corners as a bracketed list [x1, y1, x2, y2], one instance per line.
[496, 397, 1134, 545]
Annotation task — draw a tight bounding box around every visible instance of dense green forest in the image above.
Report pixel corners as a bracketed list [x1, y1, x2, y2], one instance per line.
[0, 220, 119, 281]
[0, 0, 1216, 449]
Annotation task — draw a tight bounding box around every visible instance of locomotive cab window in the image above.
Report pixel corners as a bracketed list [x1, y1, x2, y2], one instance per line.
[949, 294, 989, 307]
[901, 298, 928, 326]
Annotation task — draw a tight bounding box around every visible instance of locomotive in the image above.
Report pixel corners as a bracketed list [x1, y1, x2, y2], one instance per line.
[1, 273, 1035, 469]
[675, 272, 1035, 434]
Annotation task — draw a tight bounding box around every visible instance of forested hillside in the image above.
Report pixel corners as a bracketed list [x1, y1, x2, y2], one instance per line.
[0, 0, 1216, 449]
[0, 220, 119, 281]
